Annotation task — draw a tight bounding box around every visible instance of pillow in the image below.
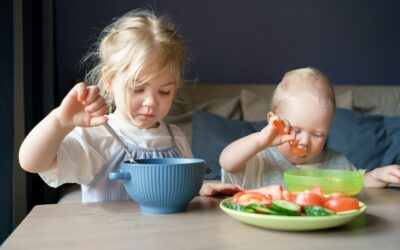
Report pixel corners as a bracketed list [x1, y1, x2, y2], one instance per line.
[240, 89, 354, 121]
[327, 108, 400, 170]
[166, 96, 242, 144]
[192, 110, 266, 180]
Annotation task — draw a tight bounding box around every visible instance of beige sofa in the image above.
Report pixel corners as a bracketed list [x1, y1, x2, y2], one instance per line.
[166, 83, 400, 144]
[58, 83, 400, 203]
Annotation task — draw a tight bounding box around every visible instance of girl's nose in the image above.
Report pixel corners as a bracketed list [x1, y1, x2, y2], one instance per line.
[143, 93, 157, 107]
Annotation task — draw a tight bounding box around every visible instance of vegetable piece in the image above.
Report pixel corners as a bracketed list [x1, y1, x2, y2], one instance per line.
[272, 120, 307, 156]
[324, 197, 360, 213]
[249, 204, 279, 215]
[271, 200, 301, 216]
[303, 206, 335, 216]
[232, 191, 245, 204]
[234, 192, 271, 206]
[248, 185, 283, 200]
[290, 192, 325, 207]
[308, 185, 324, 198]
[224, 202, 254, 212]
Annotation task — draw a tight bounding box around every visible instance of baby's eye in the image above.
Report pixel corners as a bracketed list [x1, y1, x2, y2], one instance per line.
[312, 132, 323, 138]
[292, 127, 301, 133]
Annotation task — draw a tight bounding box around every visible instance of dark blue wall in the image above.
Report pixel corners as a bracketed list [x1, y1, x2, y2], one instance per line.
[0, 0, 14, 244]
[55, 0, 400, 101]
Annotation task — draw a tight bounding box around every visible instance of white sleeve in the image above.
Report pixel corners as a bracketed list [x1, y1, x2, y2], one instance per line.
[39, 128, 108, 187]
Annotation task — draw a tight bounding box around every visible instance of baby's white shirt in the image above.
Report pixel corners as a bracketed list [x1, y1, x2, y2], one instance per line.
[39, 113, 192, 187]
[222, 146, 356, 189]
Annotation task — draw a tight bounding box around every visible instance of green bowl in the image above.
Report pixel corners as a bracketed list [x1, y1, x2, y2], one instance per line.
[284, 169, 364, 196]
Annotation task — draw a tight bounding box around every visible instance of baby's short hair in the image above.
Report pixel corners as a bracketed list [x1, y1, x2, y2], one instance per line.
[271, 67, 336, 113]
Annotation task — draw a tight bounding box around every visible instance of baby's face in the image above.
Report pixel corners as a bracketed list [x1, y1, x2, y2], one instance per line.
[275, 95, 333, 165]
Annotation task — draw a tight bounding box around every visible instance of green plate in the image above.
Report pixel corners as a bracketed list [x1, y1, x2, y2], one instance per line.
[219, 198, 367, 231]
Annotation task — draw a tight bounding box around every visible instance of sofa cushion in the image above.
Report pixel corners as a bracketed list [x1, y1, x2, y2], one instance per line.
[192, 110, 266, 180]
[327, 108, 400, 170]
[192, 109, 400, 180]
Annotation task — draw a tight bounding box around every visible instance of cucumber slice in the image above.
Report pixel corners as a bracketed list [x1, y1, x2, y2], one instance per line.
[223, 202, 256, 213]
[249, 204, 279, 215]
[304, 206, 335, 216]
[271, 200, 301, 216]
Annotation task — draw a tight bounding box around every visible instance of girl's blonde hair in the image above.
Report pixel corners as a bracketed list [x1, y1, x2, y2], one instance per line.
[271, 67, 336, 113]
[83, 9, 186, 111]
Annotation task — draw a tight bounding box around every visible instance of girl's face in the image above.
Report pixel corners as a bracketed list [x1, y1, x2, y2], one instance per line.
[275, 95, 333, 165]
[110, 67, 176, 128]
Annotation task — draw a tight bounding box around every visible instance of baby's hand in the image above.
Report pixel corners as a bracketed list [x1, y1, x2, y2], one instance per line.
[199, 182, 244, 197]
[56, 82, 109, 128]
[364, 165, 400, 188]
[258, 115, 295, 148]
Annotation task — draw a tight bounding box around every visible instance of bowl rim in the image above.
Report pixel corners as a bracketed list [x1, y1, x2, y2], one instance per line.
[284, 169, 364, 178]
[121, 158, 205, 165]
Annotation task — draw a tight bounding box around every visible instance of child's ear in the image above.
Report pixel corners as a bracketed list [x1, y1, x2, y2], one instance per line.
[266, 112, 276, 123]
[101, 66, 113, 92]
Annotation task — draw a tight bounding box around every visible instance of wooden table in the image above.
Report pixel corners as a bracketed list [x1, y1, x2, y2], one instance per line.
[2, 187, 400, 250]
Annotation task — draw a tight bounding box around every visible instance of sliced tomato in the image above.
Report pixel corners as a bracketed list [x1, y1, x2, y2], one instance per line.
[324, 197, 360, 213]
[327, 192, 347, 199]
[231, 191, 245, 203]
[234, 192, 271, 206]
[308, 185, 325, 198]
[281, 190, 291, 200]
[248, 184, 283, 200]
[290, 192, 324, 207]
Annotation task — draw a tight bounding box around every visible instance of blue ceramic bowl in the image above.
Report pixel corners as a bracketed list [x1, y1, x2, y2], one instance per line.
[108, 158, 205, 214]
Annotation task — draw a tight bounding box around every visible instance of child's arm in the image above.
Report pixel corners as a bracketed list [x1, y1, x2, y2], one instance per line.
[364, 165, 400, 188]
[19, 83, 109, 173]
[219, 115, 294, 173]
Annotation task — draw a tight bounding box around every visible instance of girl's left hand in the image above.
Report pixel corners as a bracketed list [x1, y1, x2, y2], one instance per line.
[199, 182, 244, 197]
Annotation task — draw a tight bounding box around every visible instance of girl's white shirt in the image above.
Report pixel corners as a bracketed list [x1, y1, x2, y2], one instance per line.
[39, 113, 192, 187]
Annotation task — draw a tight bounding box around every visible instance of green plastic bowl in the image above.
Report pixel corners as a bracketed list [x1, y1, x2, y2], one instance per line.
[284, 169, 364, 196]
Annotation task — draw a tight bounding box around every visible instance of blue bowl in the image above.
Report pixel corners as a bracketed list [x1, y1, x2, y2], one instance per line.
[109, 158, 205, 214]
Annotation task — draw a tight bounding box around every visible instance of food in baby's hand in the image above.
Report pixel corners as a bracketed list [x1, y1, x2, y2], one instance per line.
[272, 120, 307, 156]
[224, 185, 363, 216]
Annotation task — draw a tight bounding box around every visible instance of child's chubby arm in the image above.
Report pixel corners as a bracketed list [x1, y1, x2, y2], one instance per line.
[19, 83, 109, 173]
[364, 165, 400, 188]
[219, 114, 295, 173]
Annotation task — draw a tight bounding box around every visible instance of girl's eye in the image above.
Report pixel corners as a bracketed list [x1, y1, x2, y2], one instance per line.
[133, 88, 144, 93]
[159, 90, 171, 96]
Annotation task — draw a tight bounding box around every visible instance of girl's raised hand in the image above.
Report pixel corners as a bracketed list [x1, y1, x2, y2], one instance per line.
[56, 82, 109, 128]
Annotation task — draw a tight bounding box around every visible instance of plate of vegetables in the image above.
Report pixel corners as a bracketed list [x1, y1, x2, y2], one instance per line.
[220, 185, 367, 231]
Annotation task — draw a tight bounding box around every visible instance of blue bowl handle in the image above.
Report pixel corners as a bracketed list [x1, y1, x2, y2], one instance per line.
[108, 170, 131, 181]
